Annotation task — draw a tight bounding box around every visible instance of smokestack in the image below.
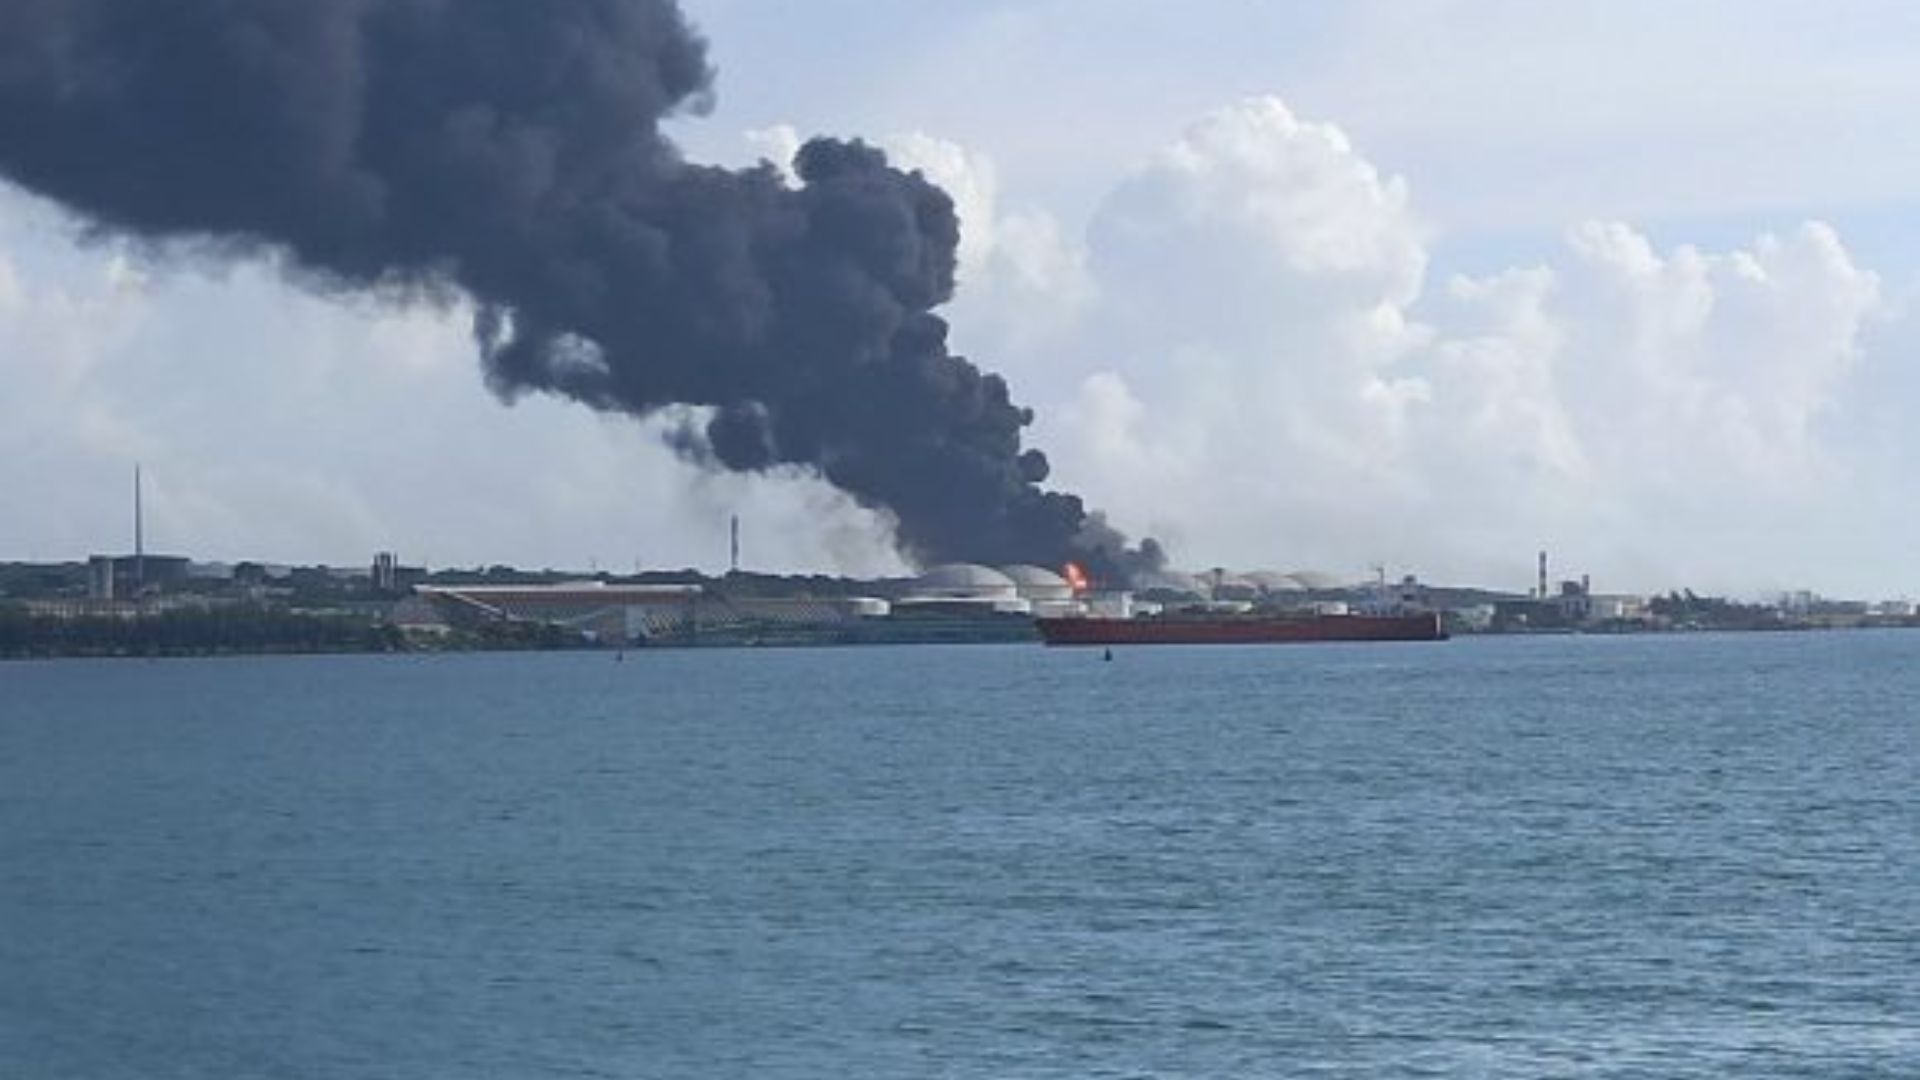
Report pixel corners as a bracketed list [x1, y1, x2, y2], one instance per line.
[729, 514, 740, 575]
[0, 1, 1162, 582]
[1537, 550, 1548, 600]
[134, 464, 144, 591]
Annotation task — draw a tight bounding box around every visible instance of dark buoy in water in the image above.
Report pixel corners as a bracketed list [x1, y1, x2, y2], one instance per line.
[1102, 648, 1113, 662]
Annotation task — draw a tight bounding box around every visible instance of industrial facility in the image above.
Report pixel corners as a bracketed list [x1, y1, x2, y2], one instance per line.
[20, 469, 1917, 652]
[404, 561, 1446, 647]
[413, 581, 893, 646]
[413, 566, 1086, 647]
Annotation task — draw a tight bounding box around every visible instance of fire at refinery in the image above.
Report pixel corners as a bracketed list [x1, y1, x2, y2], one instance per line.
[1063, 563, 1092, 594]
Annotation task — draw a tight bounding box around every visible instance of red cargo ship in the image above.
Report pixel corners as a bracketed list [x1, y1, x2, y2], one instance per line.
[1035, 610, 1447, 646]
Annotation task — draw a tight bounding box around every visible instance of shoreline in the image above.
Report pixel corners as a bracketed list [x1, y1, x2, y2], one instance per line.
[8, 618, 1919, 662]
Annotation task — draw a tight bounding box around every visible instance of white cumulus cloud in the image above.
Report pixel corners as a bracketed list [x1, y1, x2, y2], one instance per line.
[6, 89, 1915, 596]
[1020, 97, 1901, 594]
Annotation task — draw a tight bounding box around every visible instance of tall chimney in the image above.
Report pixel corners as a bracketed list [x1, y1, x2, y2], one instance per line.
[1537, 549, 1547, 600]
[729, 514, 740, 574]
[134, 463, 145, 590]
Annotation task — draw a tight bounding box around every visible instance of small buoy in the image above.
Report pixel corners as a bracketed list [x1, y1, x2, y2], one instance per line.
[1102, 648, 1113, 662]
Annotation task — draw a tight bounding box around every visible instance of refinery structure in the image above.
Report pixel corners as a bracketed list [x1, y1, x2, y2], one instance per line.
[404, 561, 1454, 648]
[9, 467, 1917, 654]
[411, 563, 1123, 647]
[5, 466, 1478, 650]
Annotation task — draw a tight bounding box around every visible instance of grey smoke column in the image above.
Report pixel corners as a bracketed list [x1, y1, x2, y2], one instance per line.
[0, 0, 1160, 579]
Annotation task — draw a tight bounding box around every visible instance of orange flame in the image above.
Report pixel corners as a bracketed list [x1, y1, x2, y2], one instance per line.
[1063, 562, 1091, 594]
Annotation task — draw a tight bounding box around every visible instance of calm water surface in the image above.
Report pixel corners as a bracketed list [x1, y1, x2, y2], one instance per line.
[2, 633, 1916, 1078]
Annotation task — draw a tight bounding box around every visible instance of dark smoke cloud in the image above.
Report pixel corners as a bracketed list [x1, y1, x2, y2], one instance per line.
[0, 0, 1162, 579]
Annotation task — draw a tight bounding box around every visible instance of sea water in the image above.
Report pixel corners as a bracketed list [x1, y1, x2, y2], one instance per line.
[1, 633, 1915, 1078]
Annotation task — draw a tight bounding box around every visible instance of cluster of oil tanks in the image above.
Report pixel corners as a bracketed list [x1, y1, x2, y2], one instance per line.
[892, 564, 1128, 618]
[895, 564, 1357, 619]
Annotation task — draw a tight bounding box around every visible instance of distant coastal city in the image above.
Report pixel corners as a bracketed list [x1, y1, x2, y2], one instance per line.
[4, 544, 1916, 659]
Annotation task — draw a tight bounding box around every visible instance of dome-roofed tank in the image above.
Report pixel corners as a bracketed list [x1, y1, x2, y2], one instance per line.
[898, 563, 1029, 614]
[1245, 570, 1306, 593]
[999, 564, 1074, 602]
[914, 563, 1019, 596]
[1208, 572, 1261, 602]
[1134, 569, 1205, 598]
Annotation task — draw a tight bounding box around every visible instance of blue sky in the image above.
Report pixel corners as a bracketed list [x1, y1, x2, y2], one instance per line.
[678, 1, 1920, 268]
[5, 1, 1920, 596]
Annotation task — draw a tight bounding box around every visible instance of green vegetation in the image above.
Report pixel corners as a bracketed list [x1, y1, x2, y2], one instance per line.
[456, 619, 591, 652]
[1646, 590, 1787, 631]
[0, 562, 88, 600]
[0, 604, 403, 659]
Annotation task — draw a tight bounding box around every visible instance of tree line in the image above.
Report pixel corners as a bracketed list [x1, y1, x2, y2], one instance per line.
[0, 605, 403, 659]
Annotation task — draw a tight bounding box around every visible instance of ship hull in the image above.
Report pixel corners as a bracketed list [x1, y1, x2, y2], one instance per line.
[1036, 612, 1448, 646]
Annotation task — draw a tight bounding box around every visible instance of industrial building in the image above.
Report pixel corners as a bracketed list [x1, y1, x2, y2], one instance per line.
[890, 563, 1026, 614]
[412, 563, 1110, 647]
[890, 563, 1098, 617]
[87, 554, 193, 599]
[414, 581, 892, 646]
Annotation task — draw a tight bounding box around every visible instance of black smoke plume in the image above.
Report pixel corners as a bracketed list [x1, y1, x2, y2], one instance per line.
[0, 0, 1161, 579]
